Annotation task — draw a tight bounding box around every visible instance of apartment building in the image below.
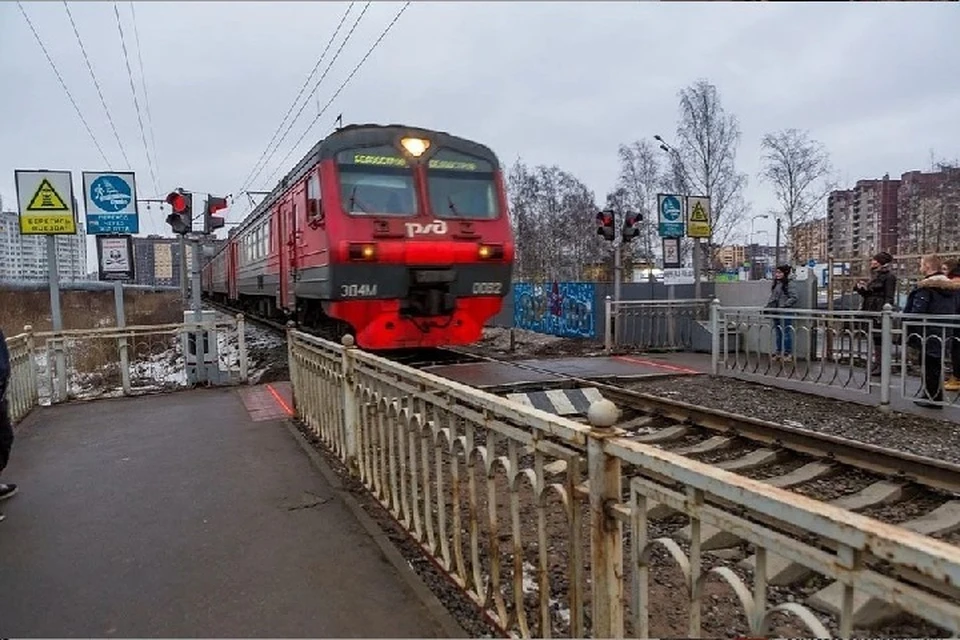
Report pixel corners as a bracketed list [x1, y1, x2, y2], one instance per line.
[897, 166, 960, 256]
[790, 218, 828, 264]
[0, 210, 88, 283]
[826, 175, 900, 261]
[716, 245, 747, 269]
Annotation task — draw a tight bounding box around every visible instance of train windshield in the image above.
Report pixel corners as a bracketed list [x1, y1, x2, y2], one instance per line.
[336, 146, 418, 216]
[426, 149, 500, 220]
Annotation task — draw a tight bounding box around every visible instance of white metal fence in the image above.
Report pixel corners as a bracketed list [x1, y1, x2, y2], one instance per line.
[4, 315, 248, 419]
[289, 328, 960, 638]
[712, 302, 960, 409]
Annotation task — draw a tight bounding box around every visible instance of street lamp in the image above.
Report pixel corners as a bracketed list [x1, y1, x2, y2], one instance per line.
[750, 214, 770, 280]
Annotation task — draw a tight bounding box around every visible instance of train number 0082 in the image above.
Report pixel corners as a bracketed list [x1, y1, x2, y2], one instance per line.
[472, 281, 502, 295]
[340, 284, 378, 297]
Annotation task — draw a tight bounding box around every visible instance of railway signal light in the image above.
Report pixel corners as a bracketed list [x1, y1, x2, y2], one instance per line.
[165, 189, 193, 235]
[596, 209, 615, 242]
[622, 212, 642, 244]
[204, 195, 228, 234]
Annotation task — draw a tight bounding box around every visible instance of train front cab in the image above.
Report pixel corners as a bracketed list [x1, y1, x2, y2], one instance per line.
[307, 131, 514, 350]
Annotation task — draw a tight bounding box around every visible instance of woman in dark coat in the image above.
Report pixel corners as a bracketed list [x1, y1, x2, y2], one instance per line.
[855, 251, 897, 374]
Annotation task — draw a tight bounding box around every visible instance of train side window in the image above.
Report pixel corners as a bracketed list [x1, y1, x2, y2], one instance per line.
[307, 173, 323, 219]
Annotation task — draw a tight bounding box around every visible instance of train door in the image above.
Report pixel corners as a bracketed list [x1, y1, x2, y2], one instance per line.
[278, 198, 299, 311]
[228, 241, 238, 300]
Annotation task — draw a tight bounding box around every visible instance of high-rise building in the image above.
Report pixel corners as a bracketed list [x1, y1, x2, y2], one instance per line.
[826, 175, 900, 260]
[0, 210, 88, 283]
[897, 166, 960, 256]
[131, 235, 226, 287]
[790, 218, 828, 264]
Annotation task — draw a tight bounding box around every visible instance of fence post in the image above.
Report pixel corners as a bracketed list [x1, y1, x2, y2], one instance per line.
[586, 398, 624, 638]
[604, 295, 613, 354]
[880, 304, 892, 410]
[286, 321, 297, 415]
[341, 334, 359, 473]
[24, 325, 37, 407]
[236, 313, 248, 384]
[710, 298, 721, 375]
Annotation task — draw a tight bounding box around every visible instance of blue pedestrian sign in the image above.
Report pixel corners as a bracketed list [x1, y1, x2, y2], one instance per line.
[807, 258, 817, 268]
[657, 193, 684, 238]
[82, 171, 139, 235]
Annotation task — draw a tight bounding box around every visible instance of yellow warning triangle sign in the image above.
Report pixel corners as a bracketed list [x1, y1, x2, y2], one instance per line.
[27, 178, 69, 211]
[690, 201, 708, 222]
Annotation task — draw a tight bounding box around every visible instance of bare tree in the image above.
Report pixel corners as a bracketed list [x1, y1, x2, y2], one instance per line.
[615, 141, 661, 268]
[759, 128, 835, 262]
[507, 159, 600, 282]
[673, 79, 749, 267]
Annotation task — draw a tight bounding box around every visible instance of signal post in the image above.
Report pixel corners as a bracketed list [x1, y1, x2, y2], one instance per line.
[596, 208, 641, 347]
[164, 188, 228, 385]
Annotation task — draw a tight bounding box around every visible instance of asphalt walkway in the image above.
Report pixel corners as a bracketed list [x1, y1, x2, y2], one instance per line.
[0, 386, 458, 638]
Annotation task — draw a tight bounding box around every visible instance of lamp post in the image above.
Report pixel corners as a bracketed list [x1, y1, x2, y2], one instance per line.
[654, 134, 701, 298]
[750, 214, 770, 280]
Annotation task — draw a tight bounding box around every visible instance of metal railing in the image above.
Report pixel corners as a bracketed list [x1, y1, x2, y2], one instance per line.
[604, 298, 712, 353]
[288, 328, 960, 638]
[712, 301, 960, 409]
[7, 314, 248, 410]
[5, 328, 39, 423]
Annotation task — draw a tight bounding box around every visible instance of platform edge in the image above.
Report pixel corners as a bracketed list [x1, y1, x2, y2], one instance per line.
[278, 418, 469, 640]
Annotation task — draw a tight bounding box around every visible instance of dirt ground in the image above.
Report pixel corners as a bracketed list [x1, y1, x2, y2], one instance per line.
[456, 326, 608, 360]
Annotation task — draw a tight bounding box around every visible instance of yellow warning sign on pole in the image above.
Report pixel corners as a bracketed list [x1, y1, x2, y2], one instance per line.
[686, 195, 711, 239]
[15, 169, 77, 235]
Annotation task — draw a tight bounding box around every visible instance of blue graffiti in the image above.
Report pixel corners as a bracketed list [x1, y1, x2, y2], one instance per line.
[513, 282, 596, 339]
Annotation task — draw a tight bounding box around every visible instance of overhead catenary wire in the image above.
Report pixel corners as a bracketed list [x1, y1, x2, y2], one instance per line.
[17, 0, 112, 168]
[261, 2, 412, 188]
[129, 1, 161, 190]
[113, 1, 159, 196]
[62, 0, 133, 171]
[241, 1, 373, 195]
[237, 1, 357, 197]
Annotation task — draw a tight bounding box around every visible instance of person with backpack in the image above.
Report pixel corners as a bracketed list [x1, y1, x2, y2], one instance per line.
[765, 264, 798, 362]
[0, 327, 17, 523]
[854, 251, 898, 376]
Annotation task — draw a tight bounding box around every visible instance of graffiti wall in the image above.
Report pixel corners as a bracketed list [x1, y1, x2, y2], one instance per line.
[513, 282, 596, 339]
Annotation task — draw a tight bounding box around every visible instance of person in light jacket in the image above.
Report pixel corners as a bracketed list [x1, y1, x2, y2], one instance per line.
[765, 265, 798, 362]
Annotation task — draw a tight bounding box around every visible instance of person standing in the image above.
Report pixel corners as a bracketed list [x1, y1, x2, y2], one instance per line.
[903, 254, 960, 409]
[765, 265, 798, 362]
[0, 327, 18, 523]
[944, 260, 960, 392]
[854, 251, 897, 375]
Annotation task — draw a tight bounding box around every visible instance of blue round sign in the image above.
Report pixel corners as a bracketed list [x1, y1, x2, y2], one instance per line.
[89, 175, 132, 212]
[660, 195, 681, 221]
[807, 258, 817, 268]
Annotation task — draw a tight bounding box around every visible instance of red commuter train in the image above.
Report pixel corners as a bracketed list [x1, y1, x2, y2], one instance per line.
[202, 123, 515, 350]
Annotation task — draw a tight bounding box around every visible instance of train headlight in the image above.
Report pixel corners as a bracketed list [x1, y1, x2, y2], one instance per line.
[348, 243, 377, 261]
[400, 137, 430, 157]
[477, 244, 504, 260]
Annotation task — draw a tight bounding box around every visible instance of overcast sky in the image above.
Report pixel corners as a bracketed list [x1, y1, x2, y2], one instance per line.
[2, 1, 958, 271]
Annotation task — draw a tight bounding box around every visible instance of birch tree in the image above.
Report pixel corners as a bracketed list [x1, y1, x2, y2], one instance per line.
[759, 128, 835, 262]
[672, 79, 749, 267]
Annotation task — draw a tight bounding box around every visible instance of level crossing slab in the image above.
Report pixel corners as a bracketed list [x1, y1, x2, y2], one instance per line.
[0, 386, 453, 638]
[424, 354, 705, 388]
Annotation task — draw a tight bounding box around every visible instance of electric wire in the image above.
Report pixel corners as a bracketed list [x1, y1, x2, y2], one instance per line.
[261, 2, 411, 188]
[237, 1, 356, 196]
[242, 1, 373, 194]
[16, 0, 112, 168]
[113, 1, 159, 196]
[129, 1, 161, 189]
[62, 0, 132, 170]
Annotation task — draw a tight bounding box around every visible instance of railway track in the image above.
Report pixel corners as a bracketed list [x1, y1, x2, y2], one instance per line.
[213, 299, 960, 632]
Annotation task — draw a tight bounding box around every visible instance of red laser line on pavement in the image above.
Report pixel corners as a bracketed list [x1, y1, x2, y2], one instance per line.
[614, 355, 702, 375]
[266, 383, 294, 415]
